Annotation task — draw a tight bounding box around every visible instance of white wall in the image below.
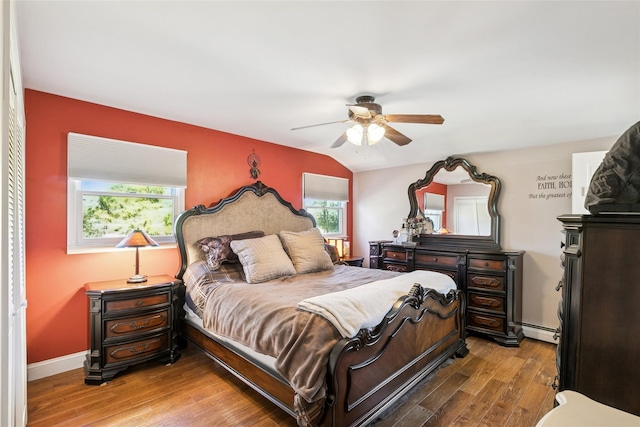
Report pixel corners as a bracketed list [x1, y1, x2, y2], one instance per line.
[353, 136, 615, 341]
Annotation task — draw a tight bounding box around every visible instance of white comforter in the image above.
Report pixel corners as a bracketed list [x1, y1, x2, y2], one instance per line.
[297, 270, 456, 338]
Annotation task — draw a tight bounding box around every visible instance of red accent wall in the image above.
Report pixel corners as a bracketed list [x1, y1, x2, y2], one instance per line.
[414, 182, 447, 227]
[25, 89, 353, 363]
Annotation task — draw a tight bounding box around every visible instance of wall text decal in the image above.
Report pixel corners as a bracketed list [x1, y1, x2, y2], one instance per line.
[529, 172, 572, 200]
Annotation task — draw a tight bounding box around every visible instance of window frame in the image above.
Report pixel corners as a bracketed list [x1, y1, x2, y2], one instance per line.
[302, 198, 347, 238]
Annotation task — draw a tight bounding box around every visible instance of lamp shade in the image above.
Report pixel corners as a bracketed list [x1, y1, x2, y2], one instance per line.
[116, 229, 158, 283]
[116, 229, 159, 248]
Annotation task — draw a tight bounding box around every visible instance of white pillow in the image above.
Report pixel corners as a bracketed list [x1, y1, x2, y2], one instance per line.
[230, 234, 296, 284]
[279, 228, 334, 274]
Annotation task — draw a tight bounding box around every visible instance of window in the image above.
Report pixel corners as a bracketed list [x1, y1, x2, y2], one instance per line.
[302, 173, 349, 237]
[67, 133, 186, 251]
[68, 180, 183, 248]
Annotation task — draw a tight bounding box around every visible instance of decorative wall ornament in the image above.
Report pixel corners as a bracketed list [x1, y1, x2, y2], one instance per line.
[247, 150, 261, 180]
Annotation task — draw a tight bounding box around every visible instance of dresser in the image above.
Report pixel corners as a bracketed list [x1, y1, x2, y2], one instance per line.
[369, 241, 524, 347]
[84, 275, 182, 384]
[556, 214, 640, 416]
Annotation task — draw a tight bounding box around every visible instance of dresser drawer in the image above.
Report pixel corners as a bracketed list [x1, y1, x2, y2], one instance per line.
[468, 274, 505, 292]
[384, 263, 408, 273]
[468, 312, 505, 334]
[415, 252, 458, 268]
[384, 250, 408, 262]
[104, 292, 170, 314]
[104, 332, 170, 366]
[104, 309, 170, 340]
[416, 267, 457, 282]
[468, 292, 505, 313]
[469, 258, 506, 272]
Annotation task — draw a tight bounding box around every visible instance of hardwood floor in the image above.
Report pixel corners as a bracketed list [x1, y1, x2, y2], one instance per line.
[27, 336, 557, 427]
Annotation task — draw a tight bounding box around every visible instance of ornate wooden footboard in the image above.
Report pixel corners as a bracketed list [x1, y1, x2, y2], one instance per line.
[325, 284, 467, 426]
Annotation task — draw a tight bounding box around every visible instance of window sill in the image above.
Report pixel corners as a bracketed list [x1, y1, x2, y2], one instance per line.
[66, 243, 177, 255]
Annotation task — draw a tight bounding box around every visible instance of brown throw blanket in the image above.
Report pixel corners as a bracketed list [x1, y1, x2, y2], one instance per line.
[199, 264, 401, 425]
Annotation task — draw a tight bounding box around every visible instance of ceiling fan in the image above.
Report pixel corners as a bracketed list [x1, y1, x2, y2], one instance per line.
[292, 95, 444, 148]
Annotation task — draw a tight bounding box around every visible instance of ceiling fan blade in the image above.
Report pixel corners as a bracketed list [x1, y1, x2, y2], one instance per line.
[347, 105, 371, 119]
[383, 124, 412, 146]
[330, 132, 348, 148]
[384, 114, 444, 125]
[291, 120, 346, 131]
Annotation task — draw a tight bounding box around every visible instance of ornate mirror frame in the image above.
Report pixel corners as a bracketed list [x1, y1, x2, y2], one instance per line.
[408, 157, 502, 250]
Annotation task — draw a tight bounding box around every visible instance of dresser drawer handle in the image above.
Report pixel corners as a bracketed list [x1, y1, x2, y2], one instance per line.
[136, 300, 143, 307]
[433, 257, 438, 262]
[555, 280, 563, 291]
[553, 328, 560, 341]
[474, 316, 499, 327]
[551, 376, 559, 390]
[471, 277, 501, 288]
[484, 262, 489, 267]
[473, 296, 499, 307]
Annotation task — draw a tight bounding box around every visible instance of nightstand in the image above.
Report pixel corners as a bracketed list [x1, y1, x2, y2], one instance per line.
[84, 275, 182, 385]
[342, 257, 364, 267]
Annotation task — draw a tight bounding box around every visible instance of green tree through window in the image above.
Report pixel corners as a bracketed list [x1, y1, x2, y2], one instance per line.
[305, 200, 342, 234]
[82, 184, 174, 239]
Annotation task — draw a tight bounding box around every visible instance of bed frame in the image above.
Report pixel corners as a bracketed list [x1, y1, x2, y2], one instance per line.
[174, 181, 468, 427]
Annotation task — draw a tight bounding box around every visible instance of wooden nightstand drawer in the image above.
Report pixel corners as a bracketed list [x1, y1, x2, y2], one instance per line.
[468, 292, 505, 313]
[469, 258, 506, 271]
[104, 309, 169, 339]
[468, 312, 505, 334]
[104, 332, 170, 366]
[105, 292, 170, 314]
[468, 274, 505, 292]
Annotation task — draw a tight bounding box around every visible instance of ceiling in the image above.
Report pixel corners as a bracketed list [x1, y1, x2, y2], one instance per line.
[16, 1, 640, 172]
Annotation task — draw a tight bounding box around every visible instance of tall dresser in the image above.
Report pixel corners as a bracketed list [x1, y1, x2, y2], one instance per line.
[556, 214, 640, 416]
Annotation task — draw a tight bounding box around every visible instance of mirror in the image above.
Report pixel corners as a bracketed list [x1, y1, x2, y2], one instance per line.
[408, 157, 501, 249]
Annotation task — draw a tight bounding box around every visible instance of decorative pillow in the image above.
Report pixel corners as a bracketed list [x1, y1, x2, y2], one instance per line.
[196, 230, 264, 270]
[324, 243, 341, 264]
[230, 234, 296, 284]
[182, 260, 244, 316]
[279, 228, 334, 274]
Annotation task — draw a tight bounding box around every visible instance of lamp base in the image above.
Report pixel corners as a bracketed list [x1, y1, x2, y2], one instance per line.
[127, 274, 148, 284]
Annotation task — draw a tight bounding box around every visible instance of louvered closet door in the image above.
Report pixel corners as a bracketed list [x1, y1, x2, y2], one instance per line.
[2, 4, 27, 424]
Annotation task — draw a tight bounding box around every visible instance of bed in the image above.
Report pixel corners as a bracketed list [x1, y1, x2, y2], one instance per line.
[174, 181, 468, 427]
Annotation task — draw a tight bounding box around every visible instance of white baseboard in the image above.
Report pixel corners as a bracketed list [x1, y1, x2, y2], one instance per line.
[27, 325, 555, 381]
[27, 350, 88, 382]
[522, 325, 557, 344]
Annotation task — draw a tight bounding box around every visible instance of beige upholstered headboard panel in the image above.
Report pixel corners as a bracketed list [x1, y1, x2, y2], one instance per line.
[175, 182, 315, 279]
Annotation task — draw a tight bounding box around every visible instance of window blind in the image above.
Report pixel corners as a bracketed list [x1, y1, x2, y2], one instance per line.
[67, 133, 187, 187]
[303, 173, 349, 201]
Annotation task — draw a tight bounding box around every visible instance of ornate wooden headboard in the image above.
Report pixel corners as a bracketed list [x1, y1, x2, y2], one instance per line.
[174, 181, 316, 279]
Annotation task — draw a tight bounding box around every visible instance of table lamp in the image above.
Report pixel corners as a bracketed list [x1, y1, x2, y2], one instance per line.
[116, 229, 159, 283]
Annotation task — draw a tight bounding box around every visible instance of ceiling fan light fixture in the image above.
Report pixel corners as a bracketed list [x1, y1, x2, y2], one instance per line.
[368, 123, 385, 144]
[346, 124, 364, 145]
